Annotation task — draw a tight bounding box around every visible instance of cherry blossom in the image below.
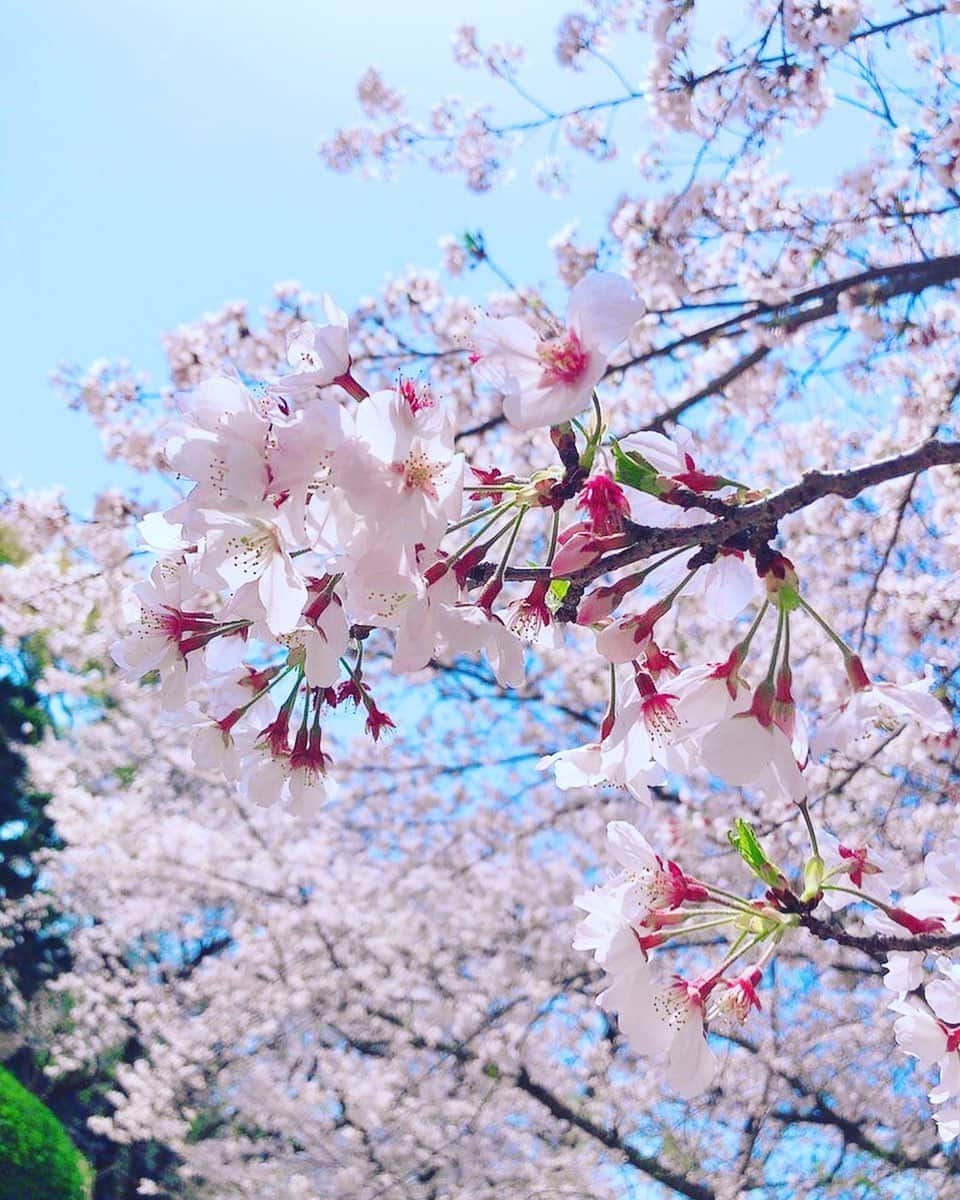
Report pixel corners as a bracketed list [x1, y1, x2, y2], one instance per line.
[471, 271, 644, 430]
[700, 683, 807, 802]
[270, 295, 352, 397]
[814, 657, 952, 754]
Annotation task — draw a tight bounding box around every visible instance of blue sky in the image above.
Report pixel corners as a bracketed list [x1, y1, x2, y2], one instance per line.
[3, 1, 881, 508]
[3, 0, 653, 506]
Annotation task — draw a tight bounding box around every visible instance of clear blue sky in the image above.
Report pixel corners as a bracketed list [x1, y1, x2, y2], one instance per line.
[3, 1, 869, 507]
[2, 0, 647, 506]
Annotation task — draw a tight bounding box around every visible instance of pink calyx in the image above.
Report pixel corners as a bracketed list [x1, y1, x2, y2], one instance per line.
[644, 642, 679, 677]
[888, 907, 946, 935]
[745, 681, 775, 729]
[837, 844, 879, 889]
[844, 653, 872, 692]
[710, 643, 748, 700]
[469, 465, 507, 504]
[772, 664, 796, 738]
[290, 723, 331, 776]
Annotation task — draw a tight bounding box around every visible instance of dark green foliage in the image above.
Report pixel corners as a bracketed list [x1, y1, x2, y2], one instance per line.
[0, 670, 50, 899]
[0, 644, 70, 1003]
[0, 1066, 90, 1200]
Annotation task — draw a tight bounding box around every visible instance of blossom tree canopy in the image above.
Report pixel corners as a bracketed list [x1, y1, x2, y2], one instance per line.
[3, 2, 960, 1198]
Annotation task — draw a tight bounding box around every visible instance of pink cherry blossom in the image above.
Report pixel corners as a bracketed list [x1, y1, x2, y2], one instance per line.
[814, 658, 951, 754]
[700, 683, 807, 801]
[270, 295, 352, 397]
[471, 272, 643, 430]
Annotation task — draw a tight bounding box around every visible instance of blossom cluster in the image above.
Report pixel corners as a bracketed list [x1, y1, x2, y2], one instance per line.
[116, 272, 950, 814]
[5, 4, 959, 1191]
[577, 817, 960, 1111]
[575, 820, 774, 1098]
[887, 839, 960, 1140]
[108, 268, 958, 1133]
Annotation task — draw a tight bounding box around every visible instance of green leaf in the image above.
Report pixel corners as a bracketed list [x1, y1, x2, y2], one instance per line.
[610, 440, 665, 496]
[548, 579, 570, 605]
[0, 525, 28, 567]
[462, 231, 486, 261]
[82, 605, 101, 636]
[727, 819, 784, 887]
[113, 765, 138, 789]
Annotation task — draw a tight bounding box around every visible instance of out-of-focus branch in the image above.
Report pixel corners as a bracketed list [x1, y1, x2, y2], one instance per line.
[513, 1066, 717, 1200]
[618, 253, 960, 413]
[456, 254, 960, 444]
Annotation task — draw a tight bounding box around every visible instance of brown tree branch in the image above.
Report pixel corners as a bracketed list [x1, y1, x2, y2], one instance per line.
[344, 990, 719, 1200]
[795, 909, 960, 957]
[513, 1066, 717, 1200]
[772, 1103, 941, 1171]
[643, 345, 770, 433]
[612, 253, 960, 381]
[489, 437, 960, 588]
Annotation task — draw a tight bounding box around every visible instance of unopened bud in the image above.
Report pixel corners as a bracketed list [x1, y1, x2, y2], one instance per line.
[801, 854, 825, 903]
[844, 652, 872, 692]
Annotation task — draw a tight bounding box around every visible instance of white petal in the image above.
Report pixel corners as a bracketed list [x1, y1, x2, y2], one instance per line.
[502, 375, 598, 431]
[258, 552, 307, 636]
[606, 820, 658, 874]
[618, 429, 690, 475]
[701, 553, 757, 619]
[876, 680, 952, 734]
[471, 316, 541, 392]
[567, 272, 645, 355]
[666, 1010, 716, 1099]
[893, 1001, 947, 1067]
[928, 976, 960, 1026]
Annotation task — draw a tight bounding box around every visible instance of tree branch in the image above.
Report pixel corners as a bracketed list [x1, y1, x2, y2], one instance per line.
[613, 254, 960, 381]
[456, 253, 960, 445]
[795, 909, 960, 958]
[491, 437, 960, 588]
[773, 1104, 941, 1170]
[513, 1066, 717, 1200]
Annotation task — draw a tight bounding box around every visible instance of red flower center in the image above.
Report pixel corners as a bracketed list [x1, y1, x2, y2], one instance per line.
[537, 329, 589, 384]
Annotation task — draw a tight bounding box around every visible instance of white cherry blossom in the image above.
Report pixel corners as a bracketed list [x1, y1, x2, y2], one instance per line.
[471, 272, 644, 430]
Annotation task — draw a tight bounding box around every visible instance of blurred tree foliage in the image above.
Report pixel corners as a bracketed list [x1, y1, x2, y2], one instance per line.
[0, 637, 70, 1006]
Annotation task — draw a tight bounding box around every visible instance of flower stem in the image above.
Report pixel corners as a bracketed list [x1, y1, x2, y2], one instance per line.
[546, 508, 561, 566]
[445, 497, 517, 535]
[492, 508, 528, 586]
[738, 601, 769, 655]
[798, 596, 854, 657]
[446, 505, 519, 566]
[703, 884, 761, 915]
[796, 797, 819, 857]
[765, 603, 786, 686]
